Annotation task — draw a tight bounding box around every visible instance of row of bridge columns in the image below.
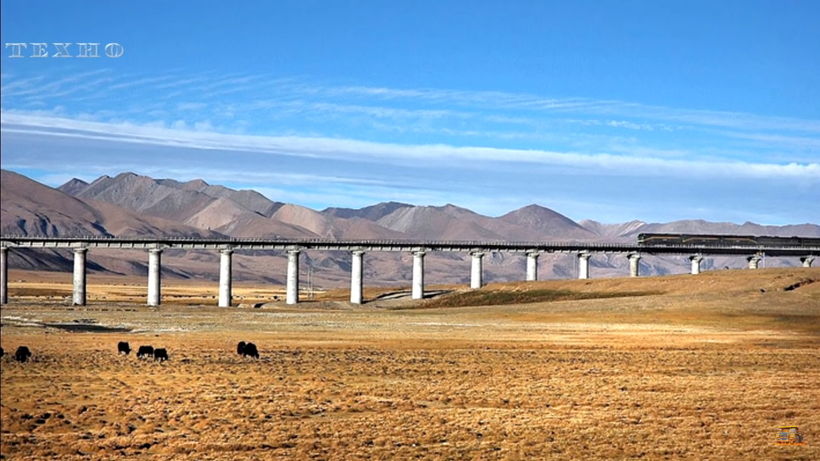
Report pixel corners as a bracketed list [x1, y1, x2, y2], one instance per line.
[0, 246, 816, 307]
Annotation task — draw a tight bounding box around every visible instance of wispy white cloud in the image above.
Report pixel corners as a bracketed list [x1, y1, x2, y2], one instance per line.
[154, 75, 212, 90]
[105, 74, 182, 91]
[30, 76, 117, 101]
[6, 70, 817, 136]
[719, 131, 820, 149]
[176, 102, 208, 111]
[309, 83, 820, 134]
[2, 69, 111, 98]
[0, 74, 46, 94]
[2, 112, 817, 181]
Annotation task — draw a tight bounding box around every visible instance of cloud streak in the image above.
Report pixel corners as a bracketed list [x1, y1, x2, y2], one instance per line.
[3, 70, 818, 136]
[2, 112, 817, 181]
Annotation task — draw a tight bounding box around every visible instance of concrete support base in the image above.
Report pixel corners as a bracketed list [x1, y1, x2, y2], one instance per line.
[0, 247, 8, 305]
[218, 249, 233, 307]
[73, 248, 88, 306]
[286, 249, 300, 305]
[689, 255, 704, 275]
[350, 251, 364, 304]
[470, 252, 484, 289]
[147, 249, 162, 306]
[747, 255, 762, 269]
[412, 251, 426, 300]
[526, 252, 539, 281]
[578, 252, 591, 279]
[628, 253, 641, 277]
[801, 256, 815, 268]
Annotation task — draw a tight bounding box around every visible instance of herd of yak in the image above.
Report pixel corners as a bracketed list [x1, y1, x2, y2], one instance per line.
[0, 341, 260, 363]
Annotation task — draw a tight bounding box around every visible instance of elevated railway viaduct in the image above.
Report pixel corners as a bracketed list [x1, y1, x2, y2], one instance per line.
[1, 236, 817, 306]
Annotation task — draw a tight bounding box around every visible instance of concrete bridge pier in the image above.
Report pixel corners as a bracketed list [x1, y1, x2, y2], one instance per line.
[218, 249, 233, 307]
[577, 252, 591, 279]
[526, 252, 539, 281]
[412, 251, 426, 299]
[689, 255, 704, 275]
[286, 249, 300, 305]
[72, 247, 88, 306]
[350, 250, 365, 304]
[1, 246, 8, 305]
[470, 252, 485, 289]
[147, 249, 162, 306]
[628, 253, 641, 277]
[801, 256, 815, 268]
[747, 254, 762, 269]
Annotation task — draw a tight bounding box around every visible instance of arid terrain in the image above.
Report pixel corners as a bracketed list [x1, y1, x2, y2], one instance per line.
[2, 267, 819, 460]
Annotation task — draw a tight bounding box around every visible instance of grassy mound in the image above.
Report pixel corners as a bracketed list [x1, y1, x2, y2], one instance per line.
[422, 288, 662, 308]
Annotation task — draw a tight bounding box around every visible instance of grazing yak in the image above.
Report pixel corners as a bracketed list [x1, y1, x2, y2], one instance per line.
[237, 341, 247, 355]
[137, 345, 154, 359]
[117, 341, 131, 355]
[241, 342, 260, 359]
[15, 346, 32, 363]
[153, 348, 169, 362]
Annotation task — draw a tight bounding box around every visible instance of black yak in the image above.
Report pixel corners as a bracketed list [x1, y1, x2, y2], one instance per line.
[237, 341, 246, 355]
[137, 345, 154, 359]
[15, 346, 32, 363]
[242, 342, 259, 359]
[117, 341, 131, 355]
[153, 348, 169, 362]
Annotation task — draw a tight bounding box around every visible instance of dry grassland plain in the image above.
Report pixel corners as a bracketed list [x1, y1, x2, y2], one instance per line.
[2, 268, 819, 460]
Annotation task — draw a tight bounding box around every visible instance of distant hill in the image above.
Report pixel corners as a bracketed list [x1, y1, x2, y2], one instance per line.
[2, 170, 111, 238]
[2, 170, 224, 239]
[1, 169, 228, 276]
[623, 220, 820, 238]
[579, 219, 646, 239]
[323, 201, 413, 221]
[497, 204, 599, 241]
[59, 172, 232, 222]
[0, 169, 817, 286]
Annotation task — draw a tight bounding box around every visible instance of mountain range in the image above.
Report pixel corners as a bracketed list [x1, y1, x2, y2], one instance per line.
[2, 169, 817, 287]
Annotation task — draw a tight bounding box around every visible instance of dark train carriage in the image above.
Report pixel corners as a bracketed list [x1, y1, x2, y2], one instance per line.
[636, 233, 755, 246]
[756, 235, 804, 247]
[712, 235, 762, 246]
[637, 233, 817, 247]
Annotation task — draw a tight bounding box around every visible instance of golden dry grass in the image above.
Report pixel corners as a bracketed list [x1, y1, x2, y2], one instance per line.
[2, 268, 819, 460]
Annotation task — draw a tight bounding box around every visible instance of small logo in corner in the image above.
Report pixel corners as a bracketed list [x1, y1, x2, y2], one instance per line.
[5, 43, 124, 58]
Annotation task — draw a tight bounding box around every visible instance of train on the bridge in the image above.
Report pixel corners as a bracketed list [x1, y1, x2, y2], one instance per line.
[637, 233, 820, 247]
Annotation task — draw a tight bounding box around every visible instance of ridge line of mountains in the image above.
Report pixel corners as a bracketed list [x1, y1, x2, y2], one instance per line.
[2, 169, 817, 286]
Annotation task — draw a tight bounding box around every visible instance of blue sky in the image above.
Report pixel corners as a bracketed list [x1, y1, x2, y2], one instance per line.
[1, 0, 818, 226]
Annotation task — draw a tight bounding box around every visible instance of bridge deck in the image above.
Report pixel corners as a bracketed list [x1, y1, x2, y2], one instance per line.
[1, 236, 818, 257]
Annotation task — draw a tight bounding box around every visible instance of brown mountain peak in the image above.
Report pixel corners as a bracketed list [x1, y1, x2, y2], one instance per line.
[323, 201, 413, 221]
[57, 177, 91, 196]
[182, 179, 210, 190]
